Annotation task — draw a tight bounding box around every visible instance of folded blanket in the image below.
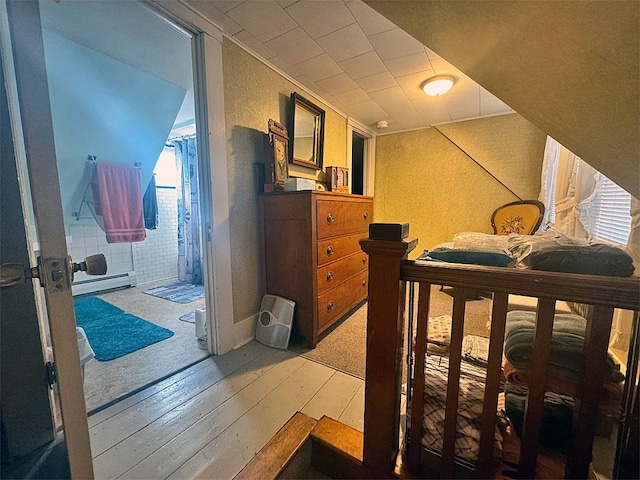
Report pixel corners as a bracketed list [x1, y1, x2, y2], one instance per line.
[503, 359, 623, 418]
[504, 310, 624, 383]
[504, 384, 574, 453]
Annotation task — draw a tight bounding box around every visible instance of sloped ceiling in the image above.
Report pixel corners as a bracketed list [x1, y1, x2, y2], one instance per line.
[365, 0, 640, 198]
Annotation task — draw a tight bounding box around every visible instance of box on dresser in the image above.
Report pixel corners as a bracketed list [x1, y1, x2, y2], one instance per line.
[259, 191, 373, 347]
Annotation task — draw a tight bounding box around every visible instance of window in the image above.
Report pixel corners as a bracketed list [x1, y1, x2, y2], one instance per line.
[591, 174, 632, 244]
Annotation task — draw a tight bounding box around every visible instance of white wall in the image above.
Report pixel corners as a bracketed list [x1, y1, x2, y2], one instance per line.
[133, 187, 179, 284]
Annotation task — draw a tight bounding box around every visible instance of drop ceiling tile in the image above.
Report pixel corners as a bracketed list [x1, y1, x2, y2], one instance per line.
[425, 46, 441, 60]
[227, 1, 297, 42]
[187, 2, 243, 35]
[390, 109, 425, 130]
[413, 98, 452, 125]
[285, 0, 355, 39]
[278, 0, 298, 7]
[265, 27, 323, 65]
[346, 0, 396, 36]
[345, 99, 387, 126]
[234, 30, 277, 60]
[294, 53, 343, 82]
[429, 57, 459, 76]
[445, 93, 480, 120]
[368, 86, 410, 112]
[368, 28, 424, 60]
[316, 72, 359, 95]
[316, 23, 373, 62]
[384, 51, 431, 77]
[213, 1, 245, 13]
[338, 51, 387, 79]
[355, 71, 398, 93]
[332, 87, 371, 106]
[270, 55, 302, 77]
[480, 88, 514, 116]
[395, 70, 437, 102]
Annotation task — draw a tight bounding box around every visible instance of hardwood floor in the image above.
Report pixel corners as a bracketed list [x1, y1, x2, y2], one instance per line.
[89, 341, 364, 479]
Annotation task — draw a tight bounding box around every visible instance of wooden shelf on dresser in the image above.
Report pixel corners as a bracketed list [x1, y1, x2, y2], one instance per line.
[259, 191, 373, 348]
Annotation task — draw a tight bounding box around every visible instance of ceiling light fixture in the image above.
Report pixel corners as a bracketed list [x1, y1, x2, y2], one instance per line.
[375, 120, 388, 129]
[421, 75, 457, 96]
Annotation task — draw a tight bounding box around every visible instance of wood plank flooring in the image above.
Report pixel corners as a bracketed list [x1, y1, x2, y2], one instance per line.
[89, 341, 365, 479]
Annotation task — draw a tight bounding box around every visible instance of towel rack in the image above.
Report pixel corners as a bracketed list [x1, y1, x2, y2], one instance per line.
[72, 156, 142, 220]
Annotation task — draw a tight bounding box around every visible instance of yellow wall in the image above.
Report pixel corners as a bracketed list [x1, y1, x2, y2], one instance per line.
[222, 40, 347, 323]
[374, 114, 546, 256]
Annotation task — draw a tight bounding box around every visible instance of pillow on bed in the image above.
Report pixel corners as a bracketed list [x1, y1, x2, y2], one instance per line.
[508, 230, 635, 277]
[420, 232, 515, 267]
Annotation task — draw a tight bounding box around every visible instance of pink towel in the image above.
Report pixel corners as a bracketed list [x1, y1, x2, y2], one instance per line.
[89, 163, 146, 243]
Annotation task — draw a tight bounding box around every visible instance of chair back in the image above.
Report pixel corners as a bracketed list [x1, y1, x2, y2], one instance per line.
[491, 200, 545, 235]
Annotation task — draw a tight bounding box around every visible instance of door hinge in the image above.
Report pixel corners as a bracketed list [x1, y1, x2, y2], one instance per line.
[45, 361, 57, 389]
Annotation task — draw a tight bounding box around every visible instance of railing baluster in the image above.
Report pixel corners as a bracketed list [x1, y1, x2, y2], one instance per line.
[441, 287, 467, 478]
[477, 291, 509, 476]
[407, 282, 431, 472]
[518, 297, 556, 478]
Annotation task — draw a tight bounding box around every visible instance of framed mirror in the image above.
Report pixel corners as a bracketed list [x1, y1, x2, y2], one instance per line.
[290, 92, 325, 170]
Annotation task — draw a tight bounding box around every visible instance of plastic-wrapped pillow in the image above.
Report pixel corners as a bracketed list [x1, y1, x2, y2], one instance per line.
[420, 232, 515, 267]
[508, 230, 635, 277]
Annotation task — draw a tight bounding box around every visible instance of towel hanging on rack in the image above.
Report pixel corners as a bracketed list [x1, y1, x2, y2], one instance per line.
[88, 163, 146, 243]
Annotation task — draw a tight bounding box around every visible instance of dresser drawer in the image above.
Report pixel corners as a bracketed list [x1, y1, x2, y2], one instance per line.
[316, 200, 372, 239]
[317, 232, 366, 266]
[316, 251, 368, 295]
[317, 270, 368, 331]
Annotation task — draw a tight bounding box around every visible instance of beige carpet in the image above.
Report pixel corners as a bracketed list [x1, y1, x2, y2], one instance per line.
[288, 285, 492, 379]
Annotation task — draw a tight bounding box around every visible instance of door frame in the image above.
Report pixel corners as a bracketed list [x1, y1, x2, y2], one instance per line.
[347, 118, 376, 196]
[148, 0, 235, 355]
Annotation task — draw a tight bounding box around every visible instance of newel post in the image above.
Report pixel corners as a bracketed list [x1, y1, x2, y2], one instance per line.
[360, 234, 417, 474]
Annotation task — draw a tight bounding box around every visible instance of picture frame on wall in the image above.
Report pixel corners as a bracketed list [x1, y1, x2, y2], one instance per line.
[264, 119, 289, 190]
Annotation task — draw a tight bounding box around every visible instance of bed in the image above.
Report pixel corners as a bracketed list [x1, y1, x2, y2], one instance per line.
[358, 227, 639, 479]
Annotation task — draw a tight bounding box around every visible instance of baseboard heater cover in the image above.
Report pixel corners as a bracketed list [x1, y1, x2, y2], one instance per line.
[72, 272, 137, 296]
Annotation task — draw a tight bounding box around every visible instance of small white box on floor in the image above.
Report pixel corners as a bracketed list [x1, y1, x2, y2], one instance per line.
[195, 308, 207, 339]
[284, 177, 315, 191]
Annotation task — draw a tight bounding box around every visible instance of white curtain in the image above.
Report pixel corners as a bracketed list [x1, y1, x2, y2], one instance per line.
[539, 136, 639, 351]
[538, 136, 600, 237]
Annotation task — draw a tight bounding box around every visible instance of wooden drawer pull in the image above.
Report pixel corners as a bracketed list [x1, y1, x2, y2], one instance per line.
[326, 271, 334, 282]
[362, 256, 367, 264]
[326, 213, 335, 224]
[363, 212, 368, 220]
[326, 246, 334, 256]
[362, 279, 367, 287]
[327, 301, 335, 312]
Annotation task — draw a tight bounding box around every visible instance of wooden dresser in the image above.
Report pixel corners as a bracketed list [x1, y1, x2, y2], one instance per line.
[259, 191, 373, 347]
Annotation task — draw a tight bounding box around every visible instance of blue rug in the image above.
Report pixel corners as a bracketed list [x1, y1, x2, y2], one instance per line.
[74, 297, 174, 361]
[142, 282, 204, 304]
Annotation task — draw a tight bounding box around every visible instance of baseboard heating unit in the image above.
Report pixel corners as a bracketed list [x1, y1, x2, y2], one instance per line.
[72, 272, 137, 296]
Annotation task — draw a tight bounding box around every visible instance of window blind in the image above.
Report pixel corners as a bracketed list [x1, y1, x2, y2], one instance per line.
[592, 176, 631, 245]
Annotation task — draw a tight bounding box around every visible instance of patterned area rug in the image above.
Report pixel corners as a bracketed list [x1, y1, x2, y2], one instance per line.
[74, 297, 174, 361]
[143, 282, 204, 304]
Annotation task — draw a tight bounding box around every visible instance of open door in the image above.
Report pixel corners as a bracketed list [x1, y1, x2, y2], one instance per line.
[1, 1, 93, 477]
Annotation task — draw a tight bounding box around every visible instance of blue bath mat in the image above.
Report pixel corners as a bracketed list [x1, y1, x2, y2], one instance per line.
[73, 297, 174, 361]
[142, 282, 204, 304]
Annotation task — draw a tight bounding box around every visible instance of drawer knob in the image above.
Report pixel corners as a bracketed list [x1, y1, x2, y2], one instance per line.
[326, 271, 334, 282]
[326, 213, 335, 224]
[326, 246, 334, 256]
[362, 279, 367, 287]
[327, 301, 335, 312]
[363, 212, 368, 220]
[362, 256, 367, 264]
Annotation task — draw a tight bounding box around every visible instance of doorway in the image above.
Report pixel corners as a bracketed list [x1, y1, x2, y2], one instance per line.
[37, 0, 209, 413]
[347, 120, 375, 196]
